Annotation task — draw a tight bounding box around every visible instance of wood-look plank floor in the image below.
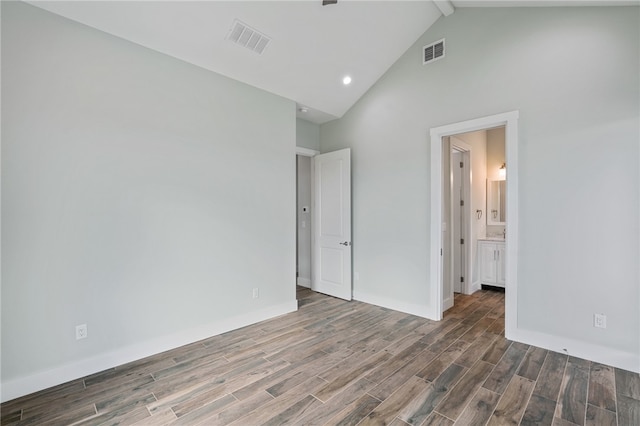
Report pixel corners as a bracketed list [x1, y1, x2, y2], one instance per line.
[2, 287, 639, 426]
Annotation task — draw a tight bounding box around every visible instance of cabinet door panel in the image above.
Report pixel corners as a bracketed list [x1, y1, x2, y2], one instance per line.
[496, 244, 506, 286]
[480, 242, 497, 284]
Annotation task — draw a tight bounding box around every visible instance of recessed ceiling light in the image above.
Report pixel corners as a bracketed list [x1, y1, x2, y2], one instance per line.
[342, 76, 352, 86]
[299, 107, 308, 113]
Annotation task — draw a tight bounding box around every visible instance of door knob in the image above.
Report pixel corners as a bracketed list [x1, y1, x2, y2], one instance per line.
[339, 241, 351, 246]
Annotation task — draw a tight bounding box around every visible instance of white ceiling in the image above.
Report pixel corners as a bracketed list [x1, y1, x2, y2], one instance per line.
[28, 0, 639, 124]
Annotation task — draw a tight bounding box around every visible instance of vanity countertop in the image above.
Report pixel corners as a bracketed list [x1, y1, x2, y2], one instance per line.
[479, 236, 505, 242]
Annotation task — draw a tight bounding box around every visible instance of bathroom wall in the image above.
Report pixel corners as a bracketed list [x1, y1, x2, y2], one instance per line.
[486, 127, 506, 236]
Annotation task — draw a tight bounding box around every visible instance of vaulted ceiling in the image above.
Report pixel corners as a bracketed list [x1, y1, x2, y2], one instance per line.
[28, 1, 638, 124]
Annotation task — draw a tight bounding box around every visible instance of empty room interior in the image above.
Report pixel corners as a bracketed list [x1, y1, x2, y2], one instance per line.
[1, 0, 639, 425]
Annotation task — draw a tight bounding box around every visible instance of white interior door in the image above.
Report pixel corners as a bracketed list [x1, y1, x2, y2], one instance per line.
[312, 148, 352, 300]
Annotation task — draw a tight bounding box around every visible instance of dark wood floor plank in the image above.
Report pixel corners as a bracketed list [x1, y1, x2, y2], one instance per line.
[367, 350, 438, 401]
[454, 331, 498, 368]
[422, 412, 454, 425]
[262, 394, 322, 426]
[1, 379, 86, 415]
[483, 342, 529, 394]
[554, 357, 589, 426]
[169, 364, 273, 419]
[617, 394, 640, 426]
[167, 393, 236, 425]
[615, 368, 640, 400]
[364, 340, 430, 385]
[73, 401, 151, 426]
[175, 336, 251, 364]
[396, 363, 466, 425]
[459, 316, 496, 343]
[461, 305, 492, 326]
[226, 376, 327, 426]
[230, 351, 327, 401]
[552, 417, 582, 426]
[434, 360, 495, 421]
[517, 346, 548, 381]
[358, 376, 429, 425]
[453, 387, 501, 426]
[203, 391, 274, 425]
[149, 358, 231, 396]
[482, 337, 512, 365]
[323, 394, 381, 426]
[588, 363, 616, 413]
[585, 404, 616, 426]
[487, 317, 505, 335]
[521, 394, 557, 426]
[130, 408, 177, 425]
[19, 374, 155, 423]
[420, 319, 463, 348]
[18, 404, 97, 426]
[0, 409, 22, 425]
[388, 418, 411, 426]
[488, 375, 535, 425]
[426, 323, 471, 354]
[315, 351, 391, 403]
[415, 340, 469, 382]
[534, 351, 568, 402]
[298, 378, 377, 425]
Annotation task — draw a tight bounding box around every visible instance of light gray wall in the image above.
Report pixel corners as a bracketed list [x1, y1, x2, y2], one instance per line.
[321, 7, 639, 367]
[296, 156, 312, 285]
[296, 118, 320, 151]
[1, 1, 296, 397]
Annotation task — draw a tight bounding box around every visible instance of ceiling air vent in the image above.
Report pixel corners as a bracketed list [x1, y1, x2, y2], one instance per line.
[227, 20, 271, 55]
[423, 38, 445, 65]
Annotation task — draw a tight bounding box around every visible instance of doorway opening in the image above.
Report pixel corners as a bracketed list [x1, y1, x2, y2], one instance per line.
[429, 111, 519, 340]
[295, 147, 352, 302]
[442, 128, 506, 313]
[296, 154, 313, 290]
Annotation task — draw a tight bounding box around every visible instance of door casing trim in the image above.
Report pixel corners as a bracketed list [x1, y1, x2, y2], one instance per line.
[429, 110, 519, 343]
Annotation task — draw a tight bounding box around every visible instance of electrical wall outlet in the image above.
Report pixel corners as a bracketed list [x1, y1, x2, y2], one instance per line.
[75, 324, 88, 340]
[594, 313, 607, 329]
[252, 288, 259, 299]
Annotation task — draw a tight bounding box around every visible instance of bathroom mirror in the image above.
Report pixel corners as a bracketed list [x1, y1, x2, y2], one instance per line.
[487, 178, 506, 225]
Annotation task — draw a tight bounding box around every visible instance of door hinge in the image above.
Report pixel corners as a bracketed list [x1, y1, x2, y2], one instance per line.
[441, 248, 443, 256]
[460, 276, 464, 283]
[460, 200, 464, 206]
[460, 238, 464, 245]
[459, 161, 463, 168]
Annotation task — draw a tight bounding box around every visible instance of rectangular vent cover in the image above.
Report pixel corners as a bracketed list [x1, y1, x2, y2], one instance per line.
[423, 39, 445, 65]
[227, 20, 271, 55]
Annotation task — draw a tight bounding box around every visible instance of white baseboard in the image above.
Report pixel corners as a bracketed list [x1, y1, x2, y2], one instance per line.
[1, 300, 297, 403]
[508, 327, 639, 373]
[354, 290, 431, 319]
[296, 277, 311, 288]
[467, 280, 481, 295]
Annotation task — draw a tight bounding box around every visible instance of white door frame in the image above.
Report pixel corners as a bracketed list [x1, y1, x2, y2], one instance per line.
[429, 111, 519, 341]
[296, 147, 319, 290]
